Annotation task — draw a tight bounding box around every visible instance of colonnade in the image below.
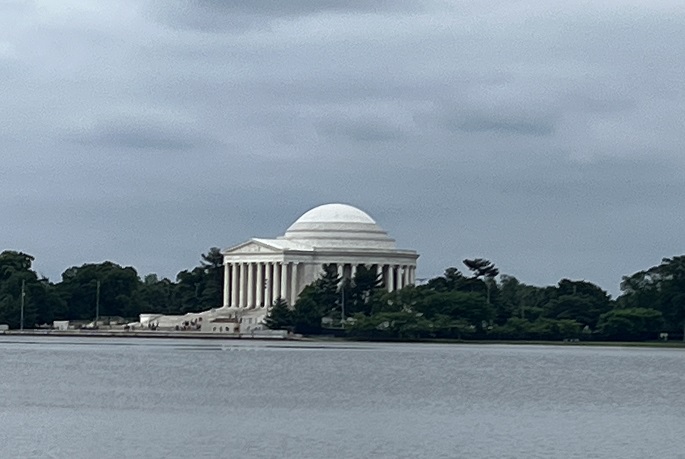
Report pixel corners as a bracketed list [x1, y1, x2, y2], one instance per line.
[336, 263, 416, 293]
[223, 261, 417, 309]
[222, 261, 299, 309]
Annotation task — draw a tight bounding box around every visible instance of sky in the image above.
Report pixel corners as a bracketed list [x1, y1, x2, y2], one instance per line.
[1, 0, 684, 296]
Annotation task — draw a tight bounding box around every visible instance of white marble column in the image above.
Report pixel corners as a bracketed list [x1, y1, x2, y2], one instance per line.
[265, 262, 273, 307]
[280, 262, 289, 305]
[239, 263, 247, 308]
[256, 262, 264, 307]
[337, 263, 343, 279]
[395, 265, 403, 290]
[402, 265, 409, 286]
[273, 262, 281, 301]
[386, 265, 394, 292]
[350, 264, 357, 280]
[223, 263, 230, 307]
[246, 263, 254, 308]
[230, 263, 238, 307]
[290, 262, 299, 306]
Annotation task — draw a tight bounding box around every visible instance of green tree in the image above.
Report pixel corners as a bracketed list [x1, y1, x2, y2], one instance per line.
[57, 262, 142, 320]
[0, 250, 63, 328]
[463, 258, 498, 305]
[289, 265, 343, 333]
[137, 274, 177, 314]
[496, 275, 524, 322]
[199, 247, 224, 306]
[346, 311, 433, 340]
[543, 293, 610, 329]
[346, 264, 384, 316]
[264, 297, 292, 330]
[618, 256, 685, 338]
[597, 308, 664, 340]
[414, 290, 494, 330]
[463, 258, 500, 279]
[292, 288, 325, 334]
[426, 267, 469, 292]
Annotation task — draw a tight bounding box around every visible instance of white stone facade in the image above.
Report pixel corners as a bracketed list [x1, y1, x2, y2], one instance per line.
[221, 203, 419, 310]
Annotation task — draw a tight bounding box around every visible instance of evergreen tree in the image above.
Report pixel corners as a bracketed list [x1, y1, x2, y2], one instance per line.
[347, 264, 384, 315]
[264, 297, 292, 330]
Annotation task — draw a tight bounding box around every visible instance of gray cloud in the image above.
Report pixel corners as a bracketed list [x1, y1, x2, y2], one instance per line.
[65, 117, 210, 151]
[150, 0, 417, 31]
[316, 116, 408, 143]
[453, 115, 556, 136]
[1, 0, 684, 296]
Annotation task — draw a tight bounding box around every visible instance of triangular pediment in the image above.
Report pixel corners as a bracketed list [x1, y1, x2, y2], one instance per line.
[222, 239, 284, 255]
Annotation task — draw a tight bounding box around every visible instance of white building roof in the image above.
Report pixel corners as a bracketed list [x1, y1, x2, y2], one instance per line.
[283, 203, 396, 250]
[291, 203, 376, 225]
[222, 203, 417, 256]
[251, 238, 315, 252]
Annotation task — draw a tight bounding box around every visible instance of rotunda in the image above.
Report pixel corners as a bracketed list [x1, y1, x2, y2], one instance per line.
[221, 203, 419, 309]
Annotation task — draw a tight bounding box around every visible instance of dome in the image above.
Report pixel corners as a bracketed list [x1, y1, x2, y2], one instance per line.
[283, 203, 396, 250]
[293, 203, 376, 225]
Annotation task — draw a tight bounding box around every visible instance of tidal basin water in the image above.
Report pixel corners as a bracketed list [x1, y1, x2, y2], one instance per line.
[1, 338, 684, 458]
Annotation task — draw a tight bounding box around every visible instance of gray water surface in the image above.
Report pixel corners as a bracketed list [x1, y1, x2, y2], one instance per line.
[0, 337, 684, 458]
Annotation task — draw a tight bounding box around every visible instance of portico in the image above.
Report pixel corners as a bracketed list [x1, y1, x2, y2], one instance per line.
[221, 203, 419, 309]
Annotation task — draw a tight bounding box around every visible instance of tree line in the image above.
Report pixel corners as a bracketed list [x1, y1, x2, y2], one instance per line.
[266, 257, 685, 342]
[0, 248, 224, 328]
[1, 248, 683, 341]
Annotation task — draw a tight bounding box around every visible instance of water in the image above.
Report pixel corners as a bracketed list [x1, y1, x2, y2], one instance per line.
[0, 337, 684, 458]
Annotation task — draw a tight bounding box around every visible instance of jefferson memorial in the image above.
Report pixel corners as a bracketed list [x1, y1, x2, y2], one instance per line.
[139, 203, 418, 332]
[221, 203, 419, 309]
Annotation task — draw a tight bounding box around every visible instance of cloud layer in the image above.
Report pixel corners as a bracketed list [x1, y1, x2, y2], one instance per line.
[2, 0, 684, 295]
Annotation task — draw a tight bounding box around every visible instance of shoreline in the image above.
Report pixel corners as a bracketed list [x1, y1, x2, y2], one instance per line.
[2, 330, 684, 348]
[0, 330, 297, 341]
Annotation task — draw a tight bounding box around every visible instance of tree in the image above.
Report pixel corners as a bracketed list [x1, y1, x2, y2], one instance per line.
[543, 293, 610, 329]
[200, 247, 224, 306]
[597, 308, 664, 341]
[137, 275, 176, 314]
[173, 248, 226, 314]
[617, 256, 685, 338]
[426, 268, 468, 292]
[463, 258, 499, 305]
[463, 258, 499, 279]
[292, 289, 325, 334]
[264, 297, 292, 330]
[490, 317, 581, 340]
[414, 291, 494, 330]
[57, 262, 142, 320]
[497, 275, 523, 322]
[346, 311, 433, 340]
[0, 251, 35, 280]
[0, 250, 63, 328]
[346, 264, 384, 316]
[316, 264, 341, 313]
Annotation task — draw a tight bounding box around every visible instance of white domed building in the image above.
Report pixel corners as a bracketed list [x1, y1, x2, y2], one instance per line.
[221, 203, 419, 310]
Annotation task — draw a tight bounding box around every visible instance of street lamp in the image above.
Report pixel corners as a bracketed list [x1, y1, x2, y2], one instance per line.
[95, 280, 101, 327]
[20, 279, 25, 331]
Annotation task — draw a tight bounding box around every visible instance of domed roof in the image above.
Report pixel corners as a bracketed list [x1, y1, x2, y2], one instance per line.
[293, 203, 376, 225]
[283, 203, 396, 250]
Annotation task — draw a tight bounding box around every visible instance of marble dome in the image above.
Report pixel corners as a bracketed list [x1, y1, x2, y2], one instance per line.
[283, 203, 396, 250]
[292, 203, 376, 224]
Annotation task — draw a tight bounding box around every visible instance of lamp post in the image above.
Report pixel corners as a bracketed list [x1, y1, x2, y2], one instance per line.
[95, 280, 101, 327]
[20, 279, 25, 331]
[340, 279, 346, 329]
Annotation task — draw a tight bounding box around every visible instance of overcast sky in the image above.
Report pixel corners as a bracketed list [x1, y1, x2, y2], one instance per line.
[2, 0, 684, 296]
